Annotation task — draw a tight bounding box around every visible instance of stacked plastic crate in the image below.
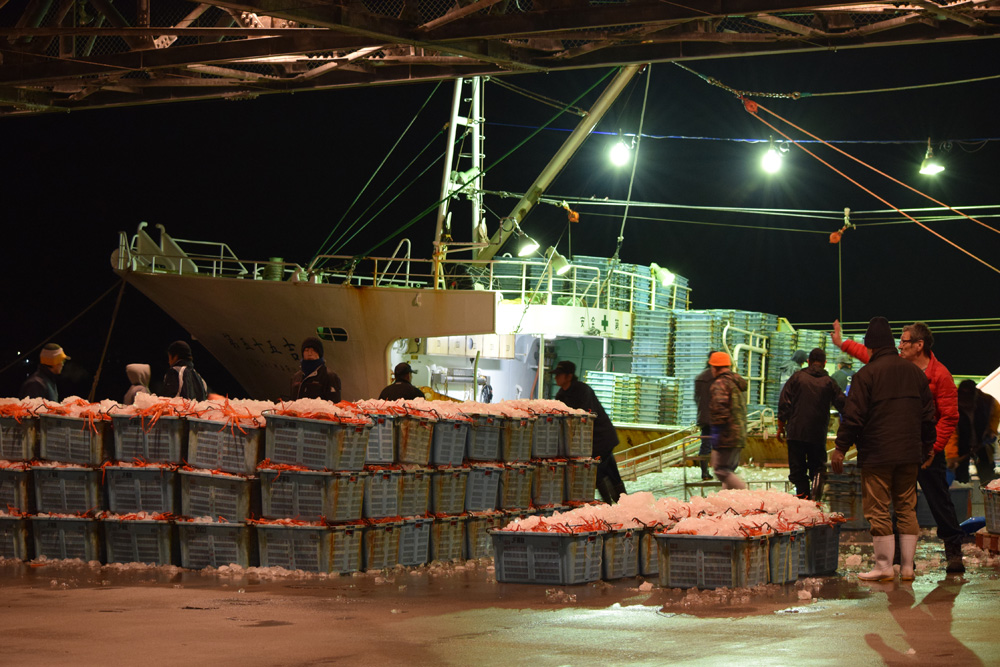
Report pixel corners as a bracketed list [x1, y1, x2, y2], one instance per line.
[0, 407, 38, 560]
[765, 330, 796, 410]
[658, 377, 682, 425]
[180, 412, 264, 569]
[796, 329, 828, 356]
[671, 310, 717, 425]
[255, 411, 372, 573]
[631, 309, 672, 377]
[582, 371, 617, 420]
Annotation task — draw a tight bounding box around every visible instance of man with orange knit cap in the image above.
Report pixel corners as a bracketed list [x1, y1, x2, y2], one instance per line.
[707, 351, 748, 490]
[20, 343, 70, 401]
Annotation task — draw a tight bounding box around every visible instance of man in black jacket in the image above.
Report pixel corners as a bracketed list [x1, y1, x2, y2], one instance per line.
[291, 337, 342, 402]
[163, 340, 208, 401]
[20, 343, 69, 401]
[554, 360, 627, 504]
[778, 348, 846, 498]
[693, 352, 718, 481]
[378, 362, 424, 400]
[833, 317, 936, 582]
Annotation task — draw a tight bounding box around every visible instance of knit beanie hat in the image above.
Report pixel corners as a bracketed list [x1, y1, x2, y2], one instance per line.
[864, 316, 894, 349]
[167, 340, 193, 360]
[301, 337, 324, 358]
[791, 349, 808, 364]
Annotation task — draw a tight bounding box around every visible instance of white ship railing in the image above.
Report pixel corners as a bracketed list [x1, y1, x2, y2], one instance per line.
[117, 227, 690, 313]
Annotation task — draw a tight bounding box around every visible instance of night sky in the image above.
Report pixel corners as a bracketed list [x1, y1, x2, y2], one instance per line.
[4, 38, 999, 400]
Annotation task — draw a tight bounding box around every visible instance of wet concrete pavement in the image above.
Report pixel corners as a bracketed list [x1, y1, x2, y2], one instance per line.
[1, 537, 997, 666]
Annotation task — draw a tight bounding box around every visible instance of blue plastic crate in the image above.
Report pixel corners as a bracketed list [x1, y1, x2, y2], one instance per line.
[0, 417, 37, 461]
[492, 530, 603, 584]
[430, 515, 466, 562]
[532, 461, 566, 507]
[178, 521, 254, 569]
[179, 469, 255, 522]
[260, 469, 366, 522]
[0, 516, 28, 560]
[110, 415, 185, 464]
[188, 417, 262, 475]
[561, 416, 594, 458]
[39, 415, 107, 465]
[430, 420, 470, 466]
[396, 416, 434, 465]
[258, 523, 362, 573]
[564, 459, 597, 503]
[466, 415, 502, 461]
[429, 468, 468, 515]
[768, 529, 803, 584]
[398, 517, 432, 566]
[464, 511, 505, 560]
[365, 415, 395, 465]
[105, 466, 177, 514]
[0, 465, 31, 513]
[465, 465, 501, 512]
[32, 466, 102, 514]
[531, 416, 564, 458]
[799, 523, 842, 576]
[499, 464, 533, 510]
[102, 518, 175, 566]
[502, 419, 534, 462]
[263, 414, 368, 472]
[398, 468, 431, 517]
[363, 468, 401, 519]
[31, 516, 101, 562]
[655, 533, 770, 589]
[638, 527, 661, 577]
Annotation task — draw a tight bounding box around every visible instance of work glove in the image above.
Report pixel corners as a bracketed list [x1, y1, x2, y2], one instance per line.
[776, 420, 786, 440]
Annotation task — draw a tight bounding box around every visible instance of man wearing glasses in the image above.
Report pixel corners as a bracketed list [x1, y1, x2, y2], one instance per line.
[832, 320, 964, 574]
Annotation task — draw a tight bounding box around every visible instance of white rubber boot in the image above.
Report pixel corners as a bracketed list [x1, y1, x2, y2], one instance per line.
[899, 534, 918, 581]
[858, 535, 896, 582]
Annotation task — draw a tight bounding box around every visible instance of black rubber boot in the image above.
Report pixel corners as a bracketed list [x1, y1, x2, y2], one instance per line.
[945, 541, 965, 574]
[700, 461, 711, 481]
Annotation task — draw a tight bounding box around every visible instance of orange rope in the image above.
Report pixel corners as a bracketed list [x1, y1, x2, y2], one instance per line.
[742, 98, 1000, 277]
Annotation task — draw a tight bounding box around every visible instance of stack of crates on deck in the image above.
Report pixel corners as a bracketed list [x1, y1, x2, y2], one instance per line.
[765, 330, 796, 410]
[631, 310, 672, 377]
[658, 377, 682, 425]
[583, 372, 616, 419]
[257, 412, 372, 574]
[671, 310, 719, 425]
[0, 410, 40, 561]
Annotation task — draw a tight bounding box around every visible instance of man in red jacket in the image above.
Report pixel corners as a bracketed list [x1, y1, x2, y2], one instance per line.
[833, 320, 964, 573]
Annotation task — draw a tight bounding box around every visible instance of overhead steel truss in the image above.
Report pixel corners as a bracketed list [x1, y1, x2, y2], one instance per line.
[0, 0, 998, 116]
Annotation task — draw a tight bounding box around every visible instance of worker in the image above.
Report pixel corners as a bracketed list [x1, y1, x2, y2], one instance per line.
[952, 379, 999, 487]
[707, 351, 748, 490]
[123, 364, 151, 405]
[20, 343, 69, 401]
[778, 347, 846, 498]
[291, 337, 342, 402]
[163, 340, 208, 401]
[693, 351, 718, 481]
[553, 360, 627, 504]
[832, 317, 937, 581]
[378, 362, 424, 400]
[831, 360, 853, 392]
[778, 349, 808, 388]
[833, 319, 964, 573]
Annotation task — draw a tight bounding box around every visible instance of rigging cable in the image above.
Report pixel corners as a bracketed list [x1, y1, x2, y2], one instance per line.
[740, 99, 1000, 276]
[311, 81, 442, 264]
[356, 68, 619, 258]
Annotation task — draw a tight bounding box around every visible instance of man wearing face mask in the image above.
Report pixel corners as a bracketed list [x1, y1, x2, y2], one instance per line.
[291, 337, 342, 402]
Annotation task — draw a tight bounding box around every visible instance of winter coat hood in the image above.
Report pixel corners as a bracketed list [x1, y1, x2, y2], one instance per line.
[126, 363, 151, 387]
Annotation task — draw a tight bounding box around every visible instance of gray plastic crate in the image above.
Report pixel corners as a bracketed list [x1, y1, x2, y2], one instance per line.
[799, 523, 842, 576]
[532, 461, 566, 507]
[396, 417, 433, 465]
[260, 469, 366, 522]
[39, 415, 107, 465]
[985, 488, 1000, 534]
[179, 470, 255, 522]
[105, 466, 177, 514]
[398, 517, 432, 566]
[363, 520, 401, 570]
[103, 519, 175, 566]
[257, 523, 363, 573]
[464, 511, 505, 560]
[429, 420, 469, 466]
[178, 522, 254, 569]
[431, 515, 466, 562]
[363, 469, 401, 519]
[365, 415, 395, 465]
[429, 468, 468, 515]
[465, 465, 501, 512]
[466, 416, 502, 461]
[0, 465, 31, 513]
[110, 414, 186, 464]
[826, 491, 867, 530]
[564, 458, 598, 503]
[638, 528, 660, 577]
[187, 417, 262, 475]
[0, 517, 29, 560]
[501, 418, 534, 462]
[499, 464, 533, 510]
[531, 416, 563, 458]
[769, 529, 803, 584]
[265, 414, 370, 471]
[31, 516, 101, 562]
[492, 530, 603, 584]
[603, 529, 639, 580]
[561, 415, 594, 458]
[32, 467, 102, 514]
[0, 417, 38, 461]
[398, 468, 431, 517]
[655, 533, 770, 589]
